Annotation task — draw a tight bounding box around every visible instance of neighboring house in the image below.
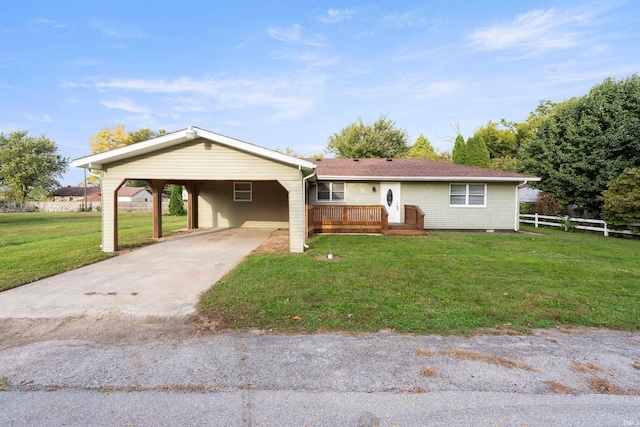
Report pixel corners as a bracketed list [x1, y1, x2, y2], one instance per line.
[51, 186, 101, 201]
[71, 126, 540, 254]
[117, 187, 153, 202]
[52, 186, 153, 202]
[518, 183, 540, 203]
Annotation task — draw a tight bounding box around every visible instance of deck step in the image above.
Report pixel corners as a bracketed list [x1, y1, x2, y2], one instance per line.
[384, 227, 426, 236]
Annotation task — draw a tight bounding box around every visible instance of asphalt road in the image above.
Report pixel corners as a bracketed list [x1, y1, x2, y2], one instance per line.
[1, 322, 639, 426]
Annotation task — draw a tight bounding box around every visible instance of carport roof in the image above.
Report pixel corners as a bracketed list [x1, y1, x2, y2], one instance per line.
[71, 126, 316, 172]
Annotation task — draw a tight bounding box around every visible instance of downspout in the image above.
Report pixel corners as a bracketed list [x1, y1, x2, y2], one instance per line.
[516, 180, 528, 231]
[301, 166, 317, 249]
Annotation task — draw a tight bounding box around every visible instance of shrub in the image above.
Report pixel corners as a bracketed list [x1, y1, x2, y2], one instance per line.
[533, 192, 566, 216]
[601, 168, 640, 231]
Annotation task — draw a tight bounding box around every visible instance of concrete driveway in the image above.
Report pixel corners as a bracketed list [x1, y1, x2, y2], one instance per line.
[0, 228, 275, 318]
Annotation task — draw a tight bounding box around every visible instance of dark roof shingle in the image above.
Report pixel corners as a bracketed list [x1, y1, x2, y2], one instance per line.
[307, 158, 538, 180]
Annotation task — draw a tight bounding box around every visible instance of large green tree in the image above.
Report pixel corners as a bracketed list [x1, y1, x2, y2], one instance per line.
[476, 119, 518, 159]
[406, 134, 452, 162]
[522, 75, 640, 208]
[326, 114, 409, 158]
[0, 131, 68, 201]
[476, 102, 555, 172]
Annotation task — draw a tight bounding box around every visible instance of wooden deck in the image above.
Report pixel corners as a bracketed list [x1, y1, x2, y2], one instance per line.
[308, 205, 425, 236]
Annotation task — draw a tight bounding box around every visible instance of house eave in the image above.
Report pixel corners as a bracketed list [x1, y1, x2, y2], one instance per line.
[316, 175, 541, 182]
[71, 126, 316, 172]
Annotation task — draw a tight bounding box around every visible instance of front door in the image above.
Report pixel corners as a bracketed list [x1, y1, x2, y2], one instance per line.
[381, 182, 401, 223]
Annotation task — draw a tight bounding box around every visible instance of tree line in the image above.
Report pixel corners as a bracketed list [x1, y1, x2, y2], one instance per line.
[1, 75, 638, 227]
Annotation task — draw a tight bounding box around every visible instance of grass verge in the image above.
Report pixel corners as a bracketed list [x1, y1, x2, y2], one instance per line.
[199, 226, 639, 335]
[0, 212, 186, 292]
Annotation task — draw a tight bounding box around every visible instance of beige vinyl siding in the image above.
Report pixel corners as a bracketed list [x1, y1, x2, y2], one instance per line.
[198, 181, 288, 228]
[102, 139, 301, 182]
[402, 182, 518, 230]
[309, 181, 380, 205]
[101, 172, 117, 252]
[100, 138, 306, 252]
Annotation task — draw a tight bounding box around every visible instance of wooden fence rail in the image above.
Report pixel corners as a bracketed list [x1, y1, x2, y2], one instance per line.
[519, 213, 640, 237]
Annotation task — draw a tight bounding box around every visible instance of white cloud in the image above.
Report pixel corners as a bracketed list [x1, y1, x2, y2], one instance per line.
[93, 22, 146, 39]
[343, 77, 461, 102]
[26, 114, 53, 122]
[36, 18, 68, 29]
[268, 24, 303, 43]
[382, 11, 426, 27]
[88, 74, 325, 120]
[69, 59, 100, 66]
[319, 9, 353, 24]
[469, 8, 594, 56]
[101, 98, 151, 114]
[267, 24, 323, 47]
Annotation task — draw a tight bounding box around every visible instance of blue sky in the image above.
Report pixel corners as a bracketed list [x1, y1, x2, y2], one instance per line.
[2, 1, 639, 186]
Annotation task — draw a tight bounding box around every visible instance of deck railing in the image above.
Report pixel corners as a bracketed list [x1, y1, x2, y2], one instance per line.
[404, 205, 425, 230]
[308, 205, 389, 235]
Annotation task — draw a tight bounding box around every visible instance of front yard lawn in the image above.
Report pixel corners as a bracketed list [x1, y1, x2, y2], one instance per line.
[0, 212, 186, 292]
[199, 227, 639, 335]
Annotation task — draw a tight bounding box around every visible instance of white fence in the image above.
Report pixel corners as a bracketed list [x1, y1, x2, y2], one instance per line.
[520, 213, 640, 237]
[0, 201, 169, 214]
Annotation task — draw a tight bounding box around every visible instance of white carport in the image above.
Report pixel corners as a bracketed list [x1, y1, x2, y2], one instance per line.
[71, 127, 317, 253]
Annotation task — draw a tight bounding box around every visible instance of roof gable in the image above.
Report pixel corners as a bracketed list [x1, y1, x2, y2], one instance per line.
[71, 126, 316, 172]
[308, 158, 539, 182]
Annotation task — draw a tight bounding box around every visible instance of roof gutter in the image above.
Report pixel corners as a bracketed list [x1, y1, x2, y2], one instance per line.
[317, 175, 541, 182]
[515, 179, 528, 231]
[301, 166, 317, 250]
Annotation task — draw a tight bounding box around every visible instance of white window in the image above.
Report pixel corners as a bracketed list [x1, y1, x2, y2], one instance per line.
[234, 182, 252, 201]
[317, 182, 345, 202]
[449, 184, 486, 207]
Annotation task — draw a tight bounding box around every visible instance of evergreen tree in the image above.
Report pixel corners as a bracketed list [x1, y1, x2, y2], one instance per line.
[465, 134, 491, 168]
[169, 185, 185, 216]
[452, 134, 466, 165]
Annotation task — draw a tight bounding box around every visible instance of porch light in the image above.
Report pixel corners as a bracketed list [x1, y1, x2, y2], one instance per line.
[185, 126, 197, 140]
[372, 186, 377, 192]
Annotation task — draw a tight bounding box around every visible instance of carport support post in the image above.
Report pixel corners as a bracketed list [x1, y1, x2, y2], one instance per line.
[185, 182, 198, 230]
[148, 180, 167, 240]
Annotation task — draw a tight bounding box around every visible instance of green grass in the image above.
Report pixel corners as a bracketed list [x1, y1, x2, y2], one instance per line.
[0, 212, 187, 292]
[199, 226, 640, 335]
